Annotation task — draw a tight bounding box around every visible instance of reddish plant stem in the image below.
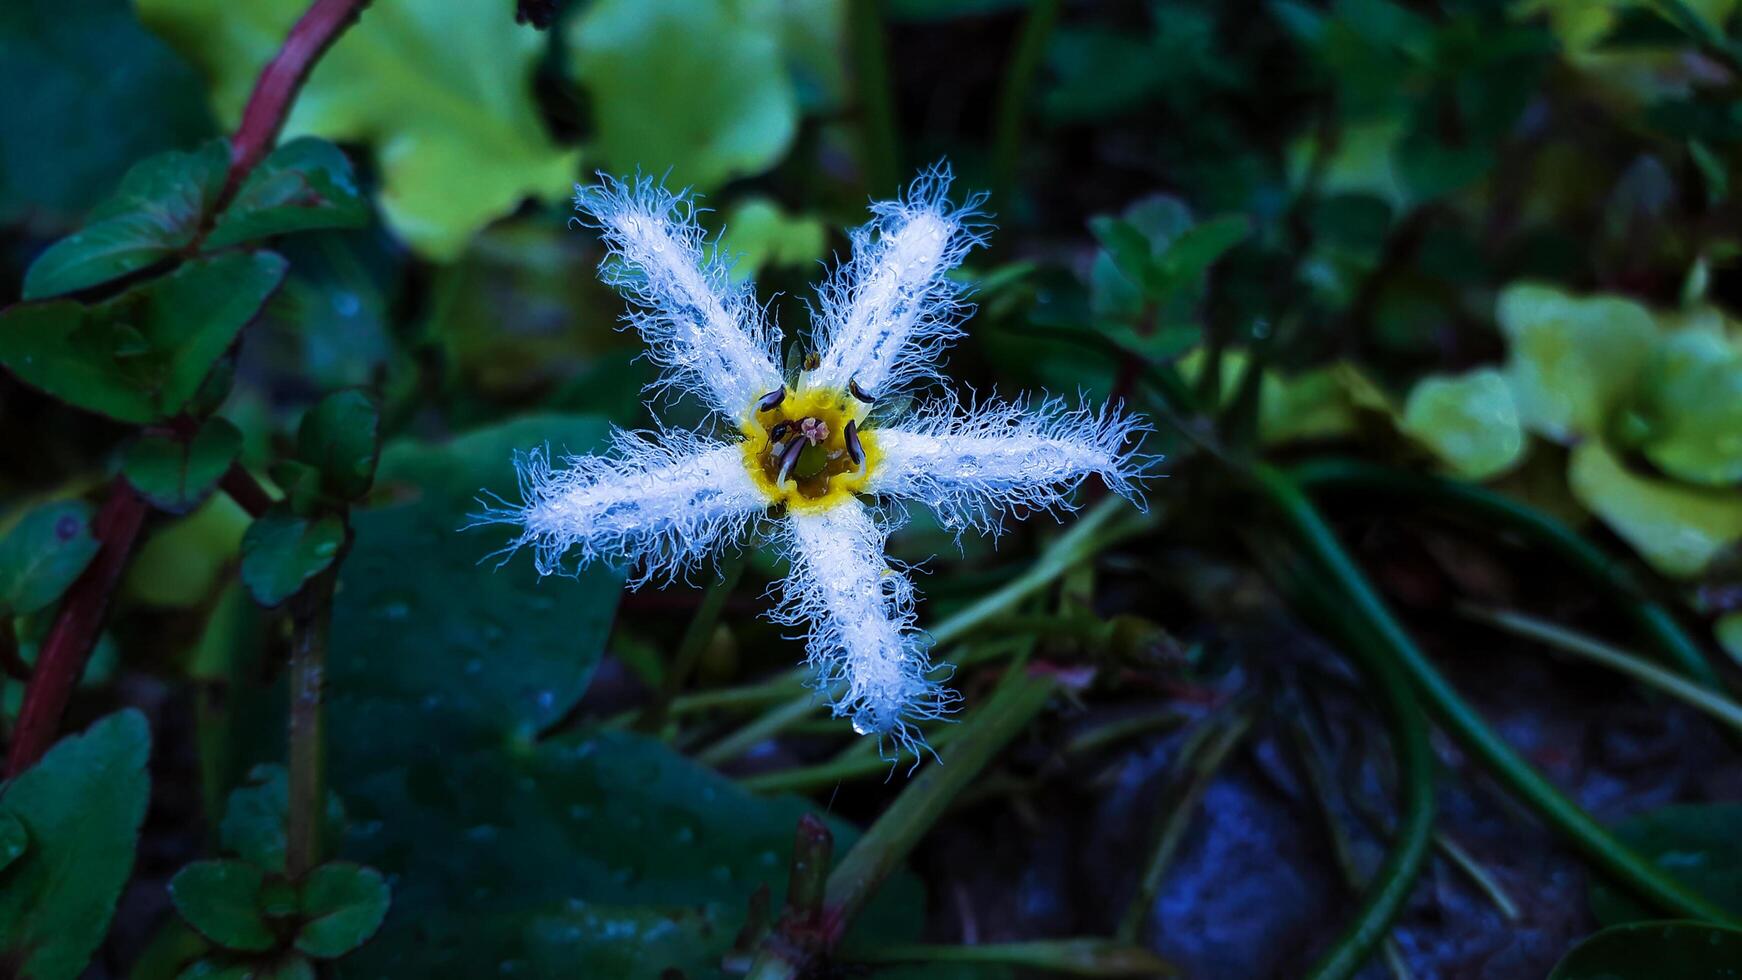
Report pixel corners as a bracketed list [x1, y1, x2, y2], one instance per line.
[220, 0, 373, 207]
[220, 465, 276, 519]
[5, 484, 149, 776]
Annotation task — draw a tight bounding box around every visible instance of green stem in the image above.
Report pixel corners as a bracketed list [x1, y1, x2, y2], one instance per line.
[1253, 461, 1735, 925]
[743, 668, 1058, 978]
[694, 695, 817, 767]
[1290, 457, 1719, 690]
[1461, 605, 1742, 739]
[285, 562, 339, 880]
[1433, 831, 1521, 923]
[1116, 708, 1254, 943]
[849, 939, 1175, 976]
[848, 0, 900, 196]
[640, 556, 745, 732]
[990, 0, 1062, 211]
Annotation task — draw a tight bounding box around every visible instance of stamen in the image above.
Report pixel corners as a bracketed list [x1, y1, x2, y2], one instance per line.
[844, 419, 865, 472]
[775, 437, 807, 486]
[768, 420, 792, 444]
[757, 388, 787, 413]
[849, 378, 875, 404]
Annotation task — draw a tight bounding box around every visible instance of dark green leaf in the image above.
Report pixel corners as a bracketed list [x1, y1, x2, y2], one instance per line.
[0, 251, 287, 424]
[294, 862, 389, 959]
[239, 505, 345, 608]
[220, 764, 345, 876]
[169, 860, 275, 953]
[0, 500, 100, 616]
[1088, 216, 1154, 285]
[0, 710, 152, 980]
[205, 139, 369, 250]
[0, 811, 26, 873]
[123, 417, 244, 514]
[1152, 214, 1251, 294]
[295, 389, 381, 500]
[1549, 920, 1742, 979]
[22, 140, 228, 299]
[1589, 803, 1742, 925]
[177, 955, 314, 980]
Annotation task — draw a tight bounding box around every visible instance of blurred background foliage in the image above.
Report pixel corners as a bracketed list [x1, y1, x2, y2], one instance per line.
[6, 0, 1742, 977]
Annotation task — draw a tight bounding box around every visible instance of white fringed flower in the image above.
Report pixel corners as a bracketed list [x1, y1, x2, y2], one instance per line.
[495, 165, 1153, 753]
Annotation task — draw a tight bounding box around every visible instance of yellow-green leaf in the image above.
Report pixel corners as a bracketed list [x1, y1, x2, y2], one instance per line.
[1628, 327, 1742, 486]
[1567, 440, 1742, 578]
[1399, 368, 1526, 480]
[1498, 283, 1659, 443]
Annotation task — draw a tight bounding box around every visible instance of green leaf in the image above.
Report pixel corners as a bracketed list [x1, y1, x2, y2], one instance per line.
[295, 389, 381, 501]
[1549, 920, 1742, 979]
[718, 198, 827, 283]
[1567, 440, 1742, 578]
[1627, 326, 1742, 486]
[0, 251, 287, 424]
[204, 138, 369, 250]
[239, 505, 345, 608]
[0, 0, 212, 223]
[1398, 368, 1526, 480]
[1497, 283, 1659, 443]
[294, 862, 390, 959]
[1152, 214, 1251, 294]
[125, 494, 251, 609]
[138, 0, 579, 260]
[1589, 803, 1742, 925]
[123, 417, 244, 515]
[0, 710, 152, 980]
[1718, 612, 1742, 669]
[568, 0, 798, 190]
[21, 140, 228, 299]
[0, 501, 100, 616]
[169, 860, 276, 953]
[0, 811, 26, 873]
[220, 764, 345, 876]
[177, 955, 314, 980]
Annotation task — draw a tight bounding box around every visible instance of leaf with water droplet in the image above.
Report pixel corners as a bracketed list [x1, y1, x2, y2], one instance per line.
[0, 500, 100, 617]
[239, 504, 345, 607]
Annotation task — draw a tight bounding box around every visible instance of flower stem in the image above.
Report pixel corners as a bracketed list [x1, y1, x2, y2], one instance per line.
[1289, 457, 1720, 690]
[285, 561, 340, 879]
[990, 0, 1062, 211]
[847, 0, 900, 196]
[5, 482, 149, 777]
[1252, 461, 1736, 925]
[848, 939, 1175, 976]
[1460, 604, 1742, 739]
[641, 556, 745, 733]
[220, 465, 275, 519]
[742, 666, 1057, 978]
[221, 0, 374, 208]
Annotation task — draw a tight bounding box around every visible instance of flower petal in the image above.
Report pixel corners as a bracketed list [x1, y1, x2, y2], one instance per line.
[496, 426, 767, 586]
[777, 500, 955, 749]
[575, 174, 784, 421]
[867, 393, 1153, 534]
[807, 164, 989, 399]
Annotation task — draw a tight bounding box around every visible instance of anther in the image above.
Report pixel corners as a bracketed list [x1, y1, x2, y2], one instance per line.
[849, 378, 875, 404]
[756, 389, 786, 413]
[844, 420, 865, 472]
[768, 420, 792, 444]
[775, 437, 807, 486]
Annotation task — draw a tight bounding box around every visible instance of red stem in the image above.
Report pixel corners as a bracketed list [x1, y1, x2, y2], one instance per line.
[5, 484, 150, 776]
[220, 465, 276, 519]
[221, 0, 373, 207]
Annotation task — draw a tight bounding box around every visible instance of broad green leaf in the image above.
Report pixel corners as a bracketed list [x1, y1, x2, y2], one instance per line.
[204, 138, 369, 250]
[0, 811, 25, 872]
[178, 956, 314, 980]
[718, 197, 827, 283]
[0, 710, 152, 980]
[138, 0, 579, 260]
[123, 417, 244, 515]
[0, 251, 286, 424]
[125, 494, 251, 609]
[239, 505, 345, 608]
[0, 500, 100, 616]
[1627, 327, 1742, 486]
[1548, 920, 1742, 979]
[1399, 368, 1525, 480]
[1152, 214, 1251, 294]
[0, 0, 211, 223]
[568, 0, 797, 190]
[1719, 613, 1742, 668]
[1567, 440, 1742, 578]
[220, 764, 345, 876]
[169, 860, 275, 953]
[1588, 803, 1742, 925]
[294, 862, 389, 959]
[1498, 283, 1660, 443]
[21, 140, 227, 299]
[295, 389, 380, 501]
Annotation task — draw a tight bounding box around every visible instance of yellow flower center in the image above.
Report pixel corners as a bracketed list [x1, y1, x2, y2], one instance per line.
[741, 387, 879, 513]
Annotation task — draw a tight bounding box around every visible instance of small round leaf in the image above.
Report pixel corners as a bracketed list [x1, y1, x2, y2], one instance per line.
[294, 862, 390, 959]
[168, 859, 275, 953]
[239, 506, 345, 608]
[0, 501, 100, 616]
[123, 417, 244, 515]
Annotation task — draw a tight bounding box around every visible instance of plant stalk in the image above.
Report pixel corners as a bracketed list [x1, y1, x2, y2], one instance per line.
[285, 562, 339, 879]
[990, 0, 1062, 211]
